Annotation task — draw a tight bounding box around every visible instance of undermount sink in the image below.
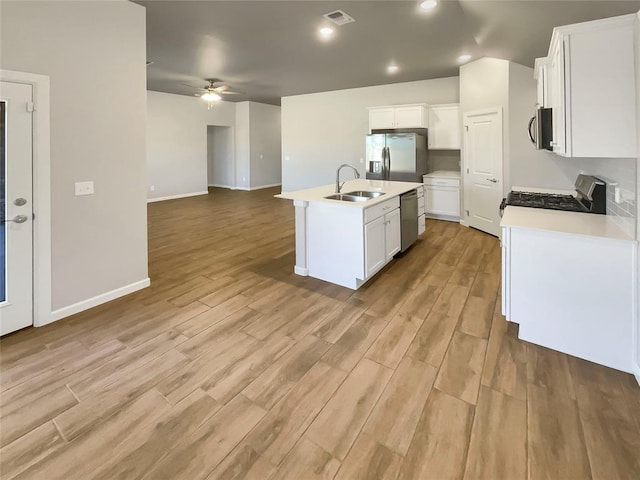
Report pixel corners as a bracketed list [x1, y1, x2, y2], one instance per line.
[344, 190, 386, 198]
[324, 194, 370, 202]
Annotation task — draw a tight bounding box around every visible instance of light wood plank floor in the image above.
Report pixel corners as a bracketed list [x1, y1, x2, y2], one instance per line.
[1, 187, 639, 480]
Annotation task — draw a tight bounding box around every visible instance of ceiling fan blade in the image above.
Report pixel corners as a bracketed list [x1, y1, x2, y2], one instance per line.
[219, 90, 243, 95]
[182, 83, 206, 89]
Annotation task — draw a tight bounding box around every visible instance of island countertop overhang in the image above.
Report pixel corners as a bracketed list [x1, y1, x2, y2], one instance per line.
[275, 179, 424, 207]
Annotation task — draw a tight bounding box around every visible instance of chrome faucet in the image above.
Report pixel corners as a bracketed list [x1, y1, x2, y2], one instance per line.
[335, 163, 361, 193]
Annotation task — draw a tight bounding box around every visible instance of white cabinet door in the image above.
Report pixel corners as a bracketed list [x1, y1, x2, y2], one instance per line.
[425, 185, 460, 217]
[395, 106, 426, 128]
[549, 38, 567, 156]
[369, 108, 395, 130]
[428, 104, 461, 150]
[535, 61, 547, 107]
[364, 215, 386, 278]
[417, 214, 426, 235]
[385, 208, 401, 259]
[501, 227, 510, 318]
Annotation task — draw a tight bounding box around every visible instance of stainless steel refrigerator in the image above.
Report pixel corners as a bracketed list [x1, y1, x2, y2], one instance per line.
[365, 133, 427, 182]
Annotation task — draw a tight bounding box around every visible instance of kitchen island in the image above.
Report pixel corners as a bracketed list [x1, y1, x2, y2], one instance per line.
[277, 179, 423, 289]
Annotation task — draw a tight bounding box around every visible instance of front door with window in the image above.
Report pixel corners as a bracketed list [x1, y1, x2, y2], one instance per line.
[1, 81, 34, 335]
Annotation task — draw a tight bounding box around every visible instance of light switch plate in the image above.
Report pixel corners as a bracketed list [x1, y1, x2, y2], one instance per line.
[75, 181, 94, 196]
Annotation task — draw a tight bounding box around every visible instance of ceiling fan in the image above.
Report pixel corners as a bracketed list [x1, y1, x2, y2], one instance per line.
[187, 78, 243, 103]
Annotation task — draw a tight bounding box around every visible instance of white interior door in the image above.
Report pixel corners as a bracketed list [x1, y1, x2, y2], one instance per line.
[0, 81, 34, 335]
[463, 108, 503, 237]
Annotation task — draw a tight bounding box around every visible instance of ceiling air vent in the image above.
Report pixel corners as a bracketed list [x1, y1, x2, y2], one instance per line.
[323, 10, 355, 26]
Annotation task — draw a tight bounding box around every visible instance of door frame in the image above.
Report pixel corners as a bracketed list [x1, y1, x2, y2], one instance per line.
[1, 69, 51, 327]
[461, 106, 504, 235]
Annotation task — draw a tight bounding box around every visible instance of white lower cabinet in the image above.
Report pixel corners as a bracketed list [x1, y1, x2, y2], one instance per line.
[364, 216, 386, 278]
[425, 185, 459, 217]
[306, 196, 401, 289]
[365, 206, 400, 278]
[501, 225, 636, 373]
[423, 173, 460, 221]
[416, 186, 426, 235]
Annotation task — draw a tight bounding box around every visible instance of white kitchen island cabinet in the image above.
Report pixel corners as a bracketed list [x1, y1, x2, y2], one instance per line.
[277, 180, 421, 290]
[501, 206, 637, 375]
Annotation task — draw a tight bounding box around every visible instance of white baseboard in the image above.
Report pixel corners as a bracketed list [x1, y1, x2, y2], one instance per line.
[207, 184, 281, 191]
[45, 278, 151, 324]
[234, 183, 281, 191]
[147, 191, 208, 203]
[426, 213, 461, 223]
[634, 363, 640, 386]
[294, 266, 309, 276]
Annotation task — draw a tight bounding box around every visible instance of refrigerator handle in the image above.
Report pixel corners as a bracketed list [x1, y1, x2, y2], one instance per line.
[385, 146, 391, 179]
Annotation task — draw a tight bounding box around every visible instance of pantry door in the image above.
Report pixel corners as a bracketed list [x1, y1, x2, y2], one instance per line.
[0, 81, 34, 335]
[463, 108, 503, 237]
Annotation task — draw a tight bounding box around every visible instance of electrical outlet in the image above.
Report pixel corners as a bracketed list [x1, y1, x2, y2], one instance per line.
[150, 185, 155, 191]
[75, 181, 94, 196]
[614, 187, 622, 204]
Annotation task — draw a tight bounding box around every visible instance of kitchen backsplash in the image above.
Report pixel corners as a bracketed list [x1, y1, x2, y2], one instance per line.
[428, 150, 461, 173]
[581, 157, 636, 238]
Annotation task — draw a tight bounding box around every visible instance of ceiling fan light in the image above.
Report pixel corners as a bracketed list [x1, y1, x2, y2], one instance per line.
[201, 92, 221, 102]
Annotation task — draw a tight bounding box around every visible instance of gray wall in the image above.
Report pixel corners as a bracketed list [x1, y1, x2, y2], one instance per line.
[235, 102, 251, 189]
[0, 0, 148, 310]
[147, 91, 236, 199]
[207, 126, 234, 187]
[460, 57, 511, 195]
[281, 77, 460, 192]
[249, 102, 282, 188]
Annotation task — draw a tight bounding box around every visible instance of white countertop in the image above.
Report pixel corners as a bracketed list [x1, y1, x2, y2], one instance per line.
[276, 179, 423, 208]
[424, 170, 461, 179]
[501, 206, 635, 242]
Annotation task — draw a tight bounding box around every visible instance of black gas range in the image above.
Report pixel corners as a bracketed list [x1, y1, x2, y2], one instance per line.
[500, 174, 607, 216]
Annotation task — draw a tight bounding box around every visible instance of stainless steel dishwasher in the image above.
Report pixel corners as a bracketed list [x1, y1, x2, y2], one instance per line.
[400, 189, 418, 252]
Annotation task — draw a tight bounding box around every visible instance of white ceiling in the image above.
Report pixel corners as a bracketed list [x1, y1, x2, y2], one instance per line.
[136, 0, 640, 105]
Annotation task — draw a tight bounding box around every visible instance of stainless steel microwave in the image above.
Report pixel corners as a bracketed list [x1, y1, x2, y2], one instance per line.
[528, 107, 553, 150]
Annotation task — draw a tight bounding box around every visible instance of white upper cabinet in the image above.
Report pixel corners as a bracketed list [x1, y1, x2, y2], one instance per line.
[427, 104, 461, 150]
[534, 58, 548, 108]
[540, 14, 637, 158]
[368, 108, 396, 130]
[368, 104, 427, 130]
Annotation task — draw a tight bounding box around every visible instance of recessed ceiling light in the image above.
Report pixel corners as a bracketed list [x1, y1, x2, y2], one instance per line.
[458, 54, 472, 63]
[387, 65, 399, 74]
[319, 27, 334, 38]
[419, 0, 438, 10]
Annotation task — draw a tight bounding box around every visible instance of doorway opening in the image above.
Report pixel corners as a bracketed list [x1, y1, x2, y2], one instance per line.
[207, 125, 234, 189]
